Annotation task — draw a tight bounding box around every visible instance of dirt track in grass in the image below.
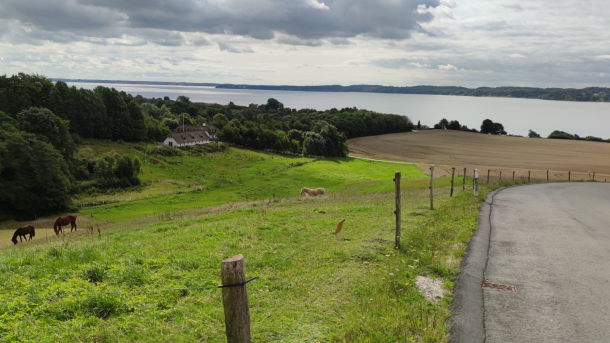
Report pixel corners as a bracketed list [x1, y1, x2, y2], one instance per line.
[348, 130, 610, 182]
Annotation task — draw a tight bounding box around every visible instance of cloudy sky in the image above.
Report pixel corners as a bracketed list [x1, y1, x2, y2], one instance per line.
[0, 0, 609, 87]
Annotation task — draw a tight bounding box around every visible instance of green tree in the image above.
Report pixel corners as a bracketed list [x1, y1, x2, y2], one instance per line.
[16, 107, 76, 160]
[265, 98, 284, 112]
[144, 115, 171, 141]
[49, 82, 112, 139]
[480, 119, 506, 135]
[528, 130, 541, 138]
[0, 111, 72, 215]
[127, 100, 148, 141]
[547, 130, 574, 139]
[212, 113, 229, 129]
[94, 86, 132, 140]
[0, 73, 54, 117]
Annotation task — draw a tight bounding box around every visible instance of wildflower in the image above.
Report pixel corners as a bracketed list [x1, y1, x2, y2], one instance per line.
[405, 283, 409, 286]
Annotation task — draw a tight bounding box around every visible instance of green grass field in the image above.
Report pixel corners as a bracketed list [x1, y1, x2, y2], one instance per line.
[73, 144, 449, 222]
[0, 144, 499, 342]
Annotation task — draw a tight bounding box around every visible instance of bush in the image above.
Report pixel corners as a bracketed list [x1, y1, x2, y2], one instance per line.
[548, 130, 574, 139]
[72, 177, 141, 194]
[155, 146, 184, 157]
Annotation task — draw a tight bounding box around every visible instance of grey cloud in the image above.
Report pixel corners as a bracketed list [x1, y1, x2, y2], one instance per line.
[0, 0, 441, 46]
[276, 36, 323, 47]
[217, 42, 254, 53]
[327, 38, 353, 45]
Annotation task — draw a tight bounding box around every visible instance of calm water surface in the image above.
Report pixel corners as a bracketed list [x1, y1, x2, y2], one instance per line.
[67, 82, 610, 138]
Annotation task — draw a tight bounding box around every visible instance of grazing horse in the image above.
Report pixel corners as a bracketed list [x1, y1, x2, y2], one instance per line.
[300, 187, 326, 197]
[12, 225, 35, 245]
[54, 215, 77, 235]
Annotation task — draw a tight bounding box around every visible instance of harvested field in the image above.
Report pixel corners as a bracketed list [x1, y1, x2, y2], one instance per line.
[348, 130, 610, 182]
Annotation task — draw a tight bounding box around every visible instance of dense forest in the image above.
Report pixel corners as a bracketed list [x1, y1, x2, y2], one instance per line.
[0, 73, 414, 216]
[217, 84, 610, 102]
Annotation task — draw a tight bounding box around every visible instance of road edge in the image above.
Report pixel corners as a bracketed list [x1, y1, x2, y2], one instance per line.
[449, 187, 504, 343]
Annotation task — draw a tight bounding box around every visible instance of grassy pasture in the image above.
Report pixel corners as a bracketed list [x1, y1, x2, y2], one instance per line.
[72, 143, 445, 222]
[0, 178, 495, 342]
[0, 143, 495, 342]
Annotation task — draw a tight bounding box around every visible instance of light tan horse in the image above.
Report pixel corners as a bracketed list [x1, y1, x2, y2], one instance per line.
[301, 187, 325, 197]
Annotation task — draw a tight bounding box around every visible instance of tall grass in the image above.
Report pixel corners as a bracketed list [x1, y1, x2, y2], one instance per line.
[0, 178, 493, 342]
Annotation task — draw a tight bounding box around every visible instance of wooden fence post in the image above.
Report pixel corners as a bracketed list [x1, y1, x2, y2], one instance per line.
[499, 171, 502, 181]
[512, 171, 515, 182]
[487, 170, 490, 184]
[429, 166, 434, 210]
[547, 170, 549, 182]
[450, 167, 455, 197]
[463, 168, 466, 190]
[394, 171, 401, 249]
[569, 171, 571, 181]
[593, 172, 595, 181]
[221, 254, 251, 343]
[528, 171, 531, 183]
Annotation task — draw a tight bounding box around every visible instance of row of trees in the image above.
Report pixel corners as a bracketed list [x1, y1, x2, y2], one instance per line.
[433, 118, 507, 135]
[215, 103, 413, 156]
[217, 84, 610, 102]
[528, 129, 610, 142]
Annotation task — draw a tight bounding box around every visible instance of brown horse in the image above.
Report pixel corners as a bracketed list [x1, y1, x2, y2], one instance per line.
[12, 225, 35, 245]
[54, 215, 77, 235]
[301, 187, 326, 197]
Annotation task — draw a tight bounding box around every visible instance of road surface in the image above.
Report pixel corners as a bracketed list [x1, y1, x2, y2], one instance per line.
[451, 183, 610, 343]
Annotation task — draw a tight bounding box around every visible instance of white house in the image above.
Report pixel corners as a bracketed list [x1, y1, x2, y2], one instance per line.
[162, 124, 219, 147]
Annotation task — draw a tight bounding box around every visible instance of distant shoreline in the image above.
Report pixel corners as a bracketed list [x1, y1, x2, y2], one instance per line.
[53, 78, 609, 103]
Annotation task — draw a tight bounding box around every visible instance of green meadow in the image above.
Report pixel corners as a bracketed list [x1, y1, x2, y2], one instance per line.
[0, 144, 501, 342]
[75, 143, 438, 222]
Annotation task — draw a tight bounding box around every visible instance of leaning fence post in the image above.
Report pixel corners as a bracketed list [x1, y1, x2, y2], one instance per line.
[487, 169, 490, 184]
[450, 167, 455, 197]
[528, 171, 531, 183]
[429, 166, 434, 210]
[221, 254, 251, 343]
[394, 171, 401, 249]
[463, 167, 466, 190]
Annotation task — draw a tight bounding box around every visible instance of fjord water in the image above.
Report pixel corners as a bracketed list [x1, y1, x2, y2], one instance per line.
[67, 82, 610, 138]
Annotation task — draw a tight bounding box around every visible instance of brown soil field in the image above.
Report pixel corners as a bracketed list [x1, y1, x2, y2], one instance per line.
[348, 130, 610, 182]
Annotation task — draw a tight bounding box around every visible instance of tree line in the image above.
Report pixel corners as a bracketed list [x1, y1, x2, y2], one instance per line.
[216, 84, 610, 102]
[433, 118, 506, 135]
[0, 72, 415, 215]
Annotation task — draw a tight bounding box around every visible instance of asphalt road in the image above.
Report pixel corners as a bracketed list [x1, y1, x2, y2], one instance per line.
[451, 183, 610, 343]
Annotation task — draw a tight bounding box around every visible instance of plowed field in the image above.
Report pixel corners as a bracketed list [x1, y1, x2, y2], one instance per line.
[348, 130, 610, 182]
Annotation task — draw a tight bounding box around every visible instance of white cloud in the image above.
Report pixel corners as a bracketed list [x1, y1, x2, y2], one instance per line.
[593, 55, 610, 60]
[410, 62, 429, 68]
[440, 0, 456, 7]
[438, 64, 458, 71]
[509, 53, 526, 58]
[307, 0, 329, 10]
[415, 4, 454, 18]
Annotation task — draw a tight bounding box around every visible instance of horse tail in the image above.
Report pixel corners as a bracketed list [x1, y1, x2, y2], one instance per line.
[32, 227, 35, 237]
[321, 188, 326, 195]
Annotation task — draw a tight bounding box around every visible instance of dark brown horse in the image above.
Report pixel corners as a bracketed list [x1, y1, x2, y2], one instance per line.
[12, 225, 35, 245]
[54, 215, 77, 235]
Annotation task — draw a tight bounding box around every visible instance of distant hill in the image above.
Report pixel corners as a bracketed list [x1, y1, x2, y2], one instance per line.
[54, 79, 609, 102]
[216, 84, 609, 102]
